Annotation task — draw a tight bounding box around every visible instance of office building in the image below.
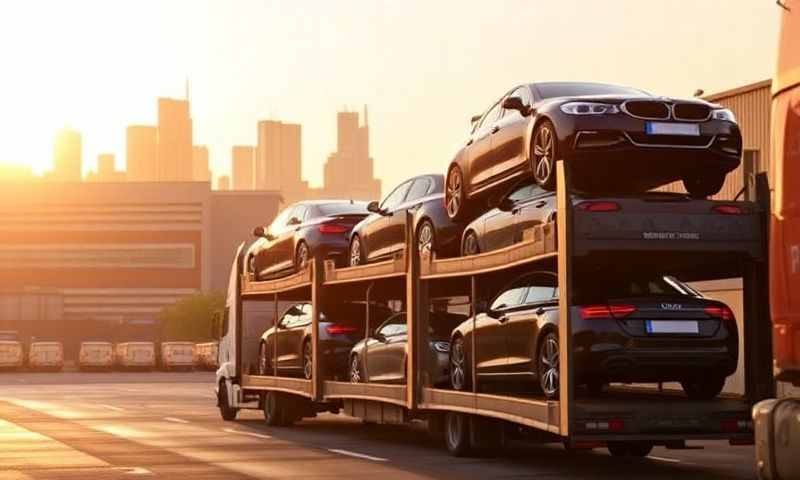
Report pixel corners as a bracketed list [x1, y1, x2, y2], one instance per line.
[192, 145, 211, 182]
[86, 154, 125, 182]
[126, 125, 158, 182]
[323, 107, 381, 200]
[232, 146, 255, 190]
[157, 98, 193, 181]
[217, 175, 230, 191]
[256, 120, 308, 202]
[52, 128, 82, 182]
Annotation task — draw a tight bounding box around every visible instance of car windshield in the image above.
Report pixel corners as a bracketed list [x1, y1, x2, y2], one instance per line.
[317, 203, 368, 216]
[534, 82, 648, 99]
[576, 274, 702, 302]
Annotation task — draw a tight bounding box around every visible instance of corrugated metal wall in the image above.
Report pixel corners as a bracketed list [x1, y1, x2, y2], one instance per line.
[659, 80, 772, 199]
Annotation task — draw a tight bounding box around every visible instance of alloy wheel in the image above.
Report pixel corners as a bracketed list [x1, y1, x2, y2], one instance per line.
[446, 168, 463, 218]
[303, 342, 312, 379]
[418, 222, 434, 257]
[539, 334, 559, 397]
[296, 243, 309, 271]
[349, 355, 361, 383]
[533, 125, 554, 185]
[450, 338, 466, 390]
[462, 232, 480, 256]
[350, 237, 362, 266]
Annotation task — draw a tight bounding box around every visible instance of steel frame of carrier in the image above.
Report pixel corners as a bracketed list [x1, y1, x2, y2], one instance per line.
[221, 160, 775, 455]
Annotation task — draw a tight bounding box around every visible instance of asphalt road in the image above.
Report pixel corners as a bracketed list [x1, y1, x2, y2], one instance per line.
[0, 372, 758, 479]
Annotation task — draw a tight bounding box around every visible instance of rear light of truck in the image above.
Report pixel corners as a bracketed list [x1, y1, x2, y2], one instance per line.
[704, 305, 735, 322]
[319, 223, 349, 234]
[712, 205, 743, 215]
[326, 324, 358, 335]
[580, 304, 637, 320]
[576, 201, 621, 212]
[584, 419, 625, 432]
[720, 419, 752, 433]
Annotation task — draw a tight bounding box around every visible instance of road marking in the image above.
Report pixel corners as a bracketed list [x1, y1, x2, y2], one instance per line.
[328, 448, 388, 462]
[163, 417, 189, 424]
[99, 404, 125, 412]
[648, 455, 681, 463]
[222, 427, 272, 439]
[114, 466, 154, 475]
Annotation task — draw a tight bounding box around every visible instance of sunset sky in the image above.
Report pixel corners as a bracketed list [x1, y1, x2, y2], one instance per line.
[0, 0, 781, 192]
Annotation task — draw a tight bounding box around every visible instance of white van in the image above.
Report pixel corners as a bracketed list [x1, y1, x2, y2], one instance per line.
[79, 341, 113, 370]
[115, 342, 155, 370]
[0, 340, 23, 370]
[160, 341, 194, 371]
[29, 341, 64, 371]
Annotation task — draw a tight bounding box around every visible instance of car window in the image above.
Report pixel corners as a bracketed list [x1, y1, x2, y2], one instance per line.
[269, 206, 293, 234]
[280, 304, 304, 328]
[575, 274, 700, 303]
[477, 99, 503, 131]
[490, 282, 527, 311]
[377, 313, 406, 337]
[507, 182, 535, 203]
[288, 205, 307, 225]
[522, 273, 559, 304]
[406, 177, 432, 202]
[381, 181, 412, 210]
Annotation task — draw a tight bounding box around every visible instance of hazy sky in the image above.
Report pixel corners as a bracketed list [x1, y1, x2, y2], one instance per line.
[0, 0, 781, 192]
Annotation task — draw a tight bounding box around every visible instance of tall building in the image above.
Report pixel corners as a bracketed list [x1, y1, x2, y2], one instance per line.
[87, 154, 125, 182]
[126, 125, 158, 181]
[157, 98, 193, 181]
[52, 128, 82, 182]
[256, 120, 307, 202]
[217, 175, 230, 191]
[232, 146, 255, 190]
[323, 107, 381, 200]
[192, 146, 210, 182]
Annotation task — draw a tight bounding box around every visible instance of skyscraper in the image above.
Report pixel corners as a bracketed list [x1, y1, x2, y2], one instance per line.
[126, 125, 158, 181]
[157, 98, 193, 181]
[86, 153, 125, 182]
[256, 120, 307, 200]
[232, 145, 255, 190]
[52, 128, 82, 182]
[192, 145, 210, 182]
[323, 107, 381, 200]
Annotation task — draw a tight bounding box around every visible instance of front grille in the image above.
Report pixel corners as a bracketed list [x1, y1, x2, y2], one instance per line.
[673, 103, 711, 121]
[626, 132, 713, 148]
[622, 100, 670, 120]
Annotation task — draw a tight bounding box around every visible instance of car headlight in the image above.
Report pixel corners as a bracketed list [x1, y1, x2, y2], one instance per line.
[712, 108, 736, 122]
[432, 341, 449, 353]
[560, 102, 620, 115]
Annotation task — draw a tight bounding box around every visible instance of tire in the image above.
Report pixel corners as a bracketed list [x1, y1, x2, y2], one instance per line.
[416, 220, 436, 258]
[218, 381, 238, 421]
[444, 412, 472, 457]
[263, 391, 285, 426]
[349, 354, 363, 383]
[445, 165, 468, 221]
[349, 235, 365, 267]
[449, 336, 471, 391]
[608, 441, 653, 457]
[683, 174, 726, 198]
[302, 340, 313, 380]
[295, 242, 310, 272]
[680, 375, 725, 400]
[531, 120, 558, 190]
[258, 342, 270, 376]
[537, 331, 560, 399]
[461, 230, 480, 257]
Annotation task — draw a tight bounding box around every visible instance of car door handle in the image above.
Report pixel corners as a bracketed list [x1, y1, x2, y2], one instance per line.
[535, 307, 546, 315]
[466, 139, 474, 146]
[534, 200, 547, 208]
[498, 315, 509, 323]
[491, 125, 500, 134]
[409, 203, 422, 211]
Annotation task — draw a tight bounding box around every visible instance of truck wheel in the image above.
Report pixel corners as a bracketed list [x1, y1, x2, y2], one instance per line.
[445, 412, 473, 457]
[263, 391, 284, 426]
[681, 376, 725, 400]
[218, 381, 238, 421]
[607, 441, 653, 457]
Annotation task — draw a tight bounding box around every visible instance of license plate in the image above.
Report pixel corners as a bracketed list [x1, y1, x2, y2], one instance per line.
[646, 320, 699, 334]
[646, 122, 700, 136]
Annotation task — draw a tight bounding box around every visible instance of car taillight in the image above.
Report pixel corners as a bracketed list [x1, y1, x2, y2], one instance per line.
[704, 305, 735, 322]
[712, 205, 743, 215]
[326, 324, 358, 335]
[580, 304, 637, 320]
[319, 223, 349, 234]
[576, 201, 621, 212]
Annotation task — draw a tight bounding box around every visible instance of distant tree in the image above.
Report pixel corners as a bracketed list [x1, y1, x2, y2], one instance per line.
[158, 291, 225, 341]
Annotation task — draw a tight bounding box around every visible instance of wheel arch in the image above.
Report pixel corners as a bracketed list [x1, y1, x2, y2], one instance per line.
[525, 113, 556, 164]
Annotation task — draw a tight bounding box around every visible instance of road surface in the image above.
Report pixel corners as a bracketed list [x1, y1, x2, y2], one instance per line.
[0, 372, 757, 479]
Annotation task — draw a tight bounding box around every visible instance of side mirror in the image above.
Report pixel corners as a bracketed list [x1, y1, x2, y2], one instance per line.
[502, 96, 529, 115]
[470, 114, 482, 124]
[288, 217, 302, 226]
[498, 197, 515, 212]
[367, 201, 381, 213]
[252, 226, 266, 238]
[374, 332, 387, 343]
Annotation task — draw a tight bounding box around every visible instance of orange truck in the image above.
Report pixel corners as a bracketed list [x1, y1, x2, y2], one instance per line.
[753, 2, 800, 478]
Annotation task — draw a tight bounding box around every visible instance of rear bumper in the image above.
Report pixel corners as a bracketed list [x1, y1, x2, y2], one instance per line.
[577, 347, 737, 383]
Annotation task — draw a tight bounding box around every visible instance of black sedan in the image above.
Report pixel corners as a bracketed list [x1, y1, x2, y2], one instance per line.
[349, 174, 464, 266]
[449, 270, 738, 400]
[348, 311, 466, 386]
[248, 200, 368, 280]
[258, 302, 394, 380]
[445, 82, 742, 220]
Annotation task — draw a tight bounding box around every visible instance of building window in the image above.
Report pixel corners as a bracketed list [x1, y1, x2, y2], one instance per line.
[0, 243, 195, 269]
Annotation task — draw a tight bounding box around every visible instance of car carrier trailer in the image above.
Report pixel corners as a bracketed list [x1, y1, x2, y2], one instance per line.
[216, 161, 774, 456]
